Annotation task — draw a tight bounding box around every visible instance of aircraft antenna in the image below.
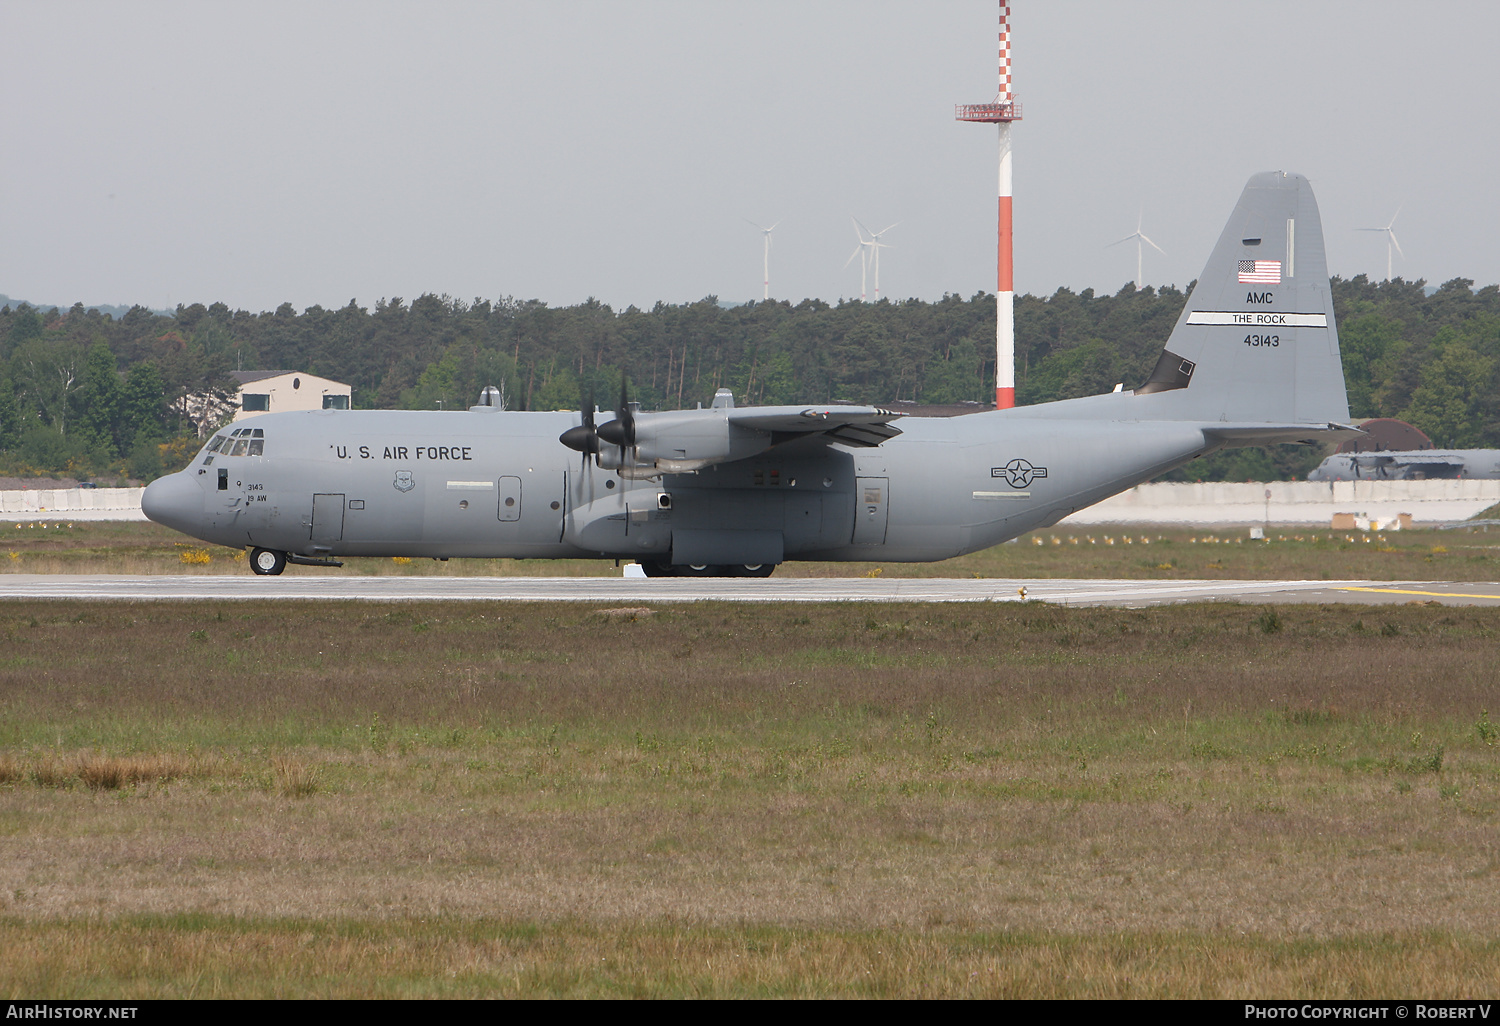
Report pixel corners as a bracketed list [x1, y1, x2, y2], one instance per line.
[956, 1, 1022, 409]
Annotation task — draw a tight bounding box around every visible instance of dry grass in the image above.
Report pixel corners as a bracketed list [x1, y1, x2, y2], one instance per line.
[12, 751, 213, 789]
[271, 756, 320, 798]
[1, 917, 1497, 998]
[3, 598, 1500, 996]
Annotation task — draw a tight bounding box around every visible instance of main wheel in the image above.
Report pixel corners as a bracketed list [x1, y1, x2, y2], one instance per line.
[250, 547, 287, 576]
[673, 563, 728, 577]
[731, 564, 776, 578]
[640, 561, 674, 578]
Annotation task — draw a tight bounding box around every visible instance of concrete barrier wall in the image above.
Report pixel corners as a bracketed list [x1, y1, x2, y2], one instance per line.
[2, 488, 146, 519]
[1066, 479, 1500, 526]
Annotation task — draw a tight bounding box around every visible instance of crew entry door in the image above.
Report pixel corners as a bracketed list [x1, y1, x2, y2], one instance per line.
[311, 493, 345, 545]
[852, 477, 889, 545]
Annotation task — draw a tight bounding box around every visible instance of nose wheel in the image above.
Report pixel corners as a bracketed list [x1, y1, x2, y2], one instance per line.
[249, 547, 287, 576]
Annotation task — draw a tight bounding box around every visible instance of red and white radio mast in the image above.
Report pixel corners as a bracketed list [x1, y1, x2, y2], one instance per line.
[956, 2, 1022, 409]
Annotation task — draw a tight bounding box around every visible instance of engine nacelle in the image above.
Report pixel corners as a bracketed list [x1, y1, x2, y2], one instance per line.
[596, 409, 773, 475]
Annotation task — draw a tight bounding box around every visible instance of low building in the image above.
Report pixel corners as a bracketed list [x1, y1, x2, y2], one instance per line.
[232, 371, 351, 420]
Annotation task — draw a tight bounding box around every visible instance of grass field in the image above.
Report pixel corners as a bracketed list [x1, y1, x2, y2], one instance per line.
[3, 598, 1500, 997]
[5, 519, 1500, 580]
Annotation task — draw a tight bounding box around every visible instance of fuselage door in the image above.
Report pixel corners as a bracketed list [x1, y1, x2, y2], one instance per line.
[852, 476, 889, 545]
[311, 493, 346, 544]
[498, 476, 522, 522]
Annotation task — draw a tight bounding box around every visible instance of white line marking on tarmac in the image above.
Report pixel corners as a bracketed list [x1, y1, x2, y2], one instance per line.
[3, 575, 1494, 607]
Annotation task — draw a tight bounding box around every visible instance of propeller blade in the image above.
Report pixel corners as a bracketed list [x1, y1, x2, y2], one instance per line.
[617, 377, 636, 449]
[1140, 233, 1166, 255]
[1388, 230, 1405, 258]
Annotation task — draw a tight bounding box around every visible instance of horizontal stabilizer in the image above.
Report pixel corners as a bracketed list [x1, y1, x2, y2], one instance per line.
[1203, 422, 1365, 447]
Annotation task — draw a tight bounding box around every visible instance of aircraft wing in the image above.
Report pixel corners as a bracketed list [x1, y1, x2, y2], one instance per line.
[1350, 453, 1460, 466]
[574, 403, 905, 478]
[725, 406, 904, 448]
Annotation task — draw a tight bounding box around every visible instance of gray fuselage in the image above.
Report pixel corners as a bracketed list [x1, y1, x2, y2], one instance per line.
[144, 397, 1211, 565]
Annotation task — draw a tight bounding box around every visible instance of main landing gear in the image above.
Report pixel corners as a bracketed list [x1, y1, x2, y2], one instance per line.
[639, 562, 777, 578]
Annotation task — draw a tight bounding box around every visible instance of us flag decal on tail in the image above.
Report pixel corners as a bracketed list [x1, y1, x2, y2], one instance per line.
[1238, 259, 1281, 283]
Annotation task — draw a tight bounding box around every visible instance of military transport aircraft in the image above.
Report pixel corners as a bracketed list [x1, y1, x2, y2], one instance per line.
[143, 171, 1357, 577]
[1308, 449, 1500, 482]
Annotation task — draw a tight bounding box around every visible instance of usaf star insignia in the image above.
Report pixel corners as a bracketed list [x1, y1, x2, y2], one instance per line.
[992, 459, 1048, 489]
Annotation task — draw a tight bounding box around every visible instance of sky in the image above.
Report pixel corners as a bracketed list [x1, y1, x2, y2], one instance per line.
[3, 0, 1497, 314]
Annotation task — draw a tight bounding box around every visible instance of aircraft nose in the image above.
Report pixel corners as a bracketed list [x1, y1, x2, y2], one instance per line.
[142, 472, 204, 533]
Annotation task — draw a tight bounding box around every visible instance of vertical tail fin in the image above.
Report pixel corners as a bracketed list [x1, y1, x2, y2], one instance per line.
[1139, 171, 1349, 426]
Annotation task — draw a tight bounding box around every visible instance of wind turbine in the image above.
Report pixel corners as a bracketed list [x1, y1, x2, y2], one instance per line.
[844, 219, 873, 301]
[855, 218, 898, 301]
[1106, 211, 1165, 286]
[744, 219, 781, 300]
[1356, 208, 1404, 281]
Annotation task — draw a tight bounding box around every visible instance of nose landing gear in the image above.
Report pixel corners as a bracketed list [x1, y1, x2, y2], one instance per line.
[249, 548, 287, 576]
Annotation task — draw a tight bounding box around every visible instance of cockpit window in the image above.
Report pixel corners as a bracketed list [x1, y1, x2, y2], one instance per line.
[205, 428, 265, 457]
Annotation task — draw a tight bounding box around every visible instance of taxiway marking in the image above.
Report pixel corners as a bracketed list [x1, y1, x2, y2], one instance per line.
[1337, 586, 1500, 601]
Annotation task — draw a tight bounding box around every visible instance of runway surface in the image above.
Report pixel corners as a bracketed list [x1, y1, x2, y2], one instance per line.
[3, 575, 1500, 607]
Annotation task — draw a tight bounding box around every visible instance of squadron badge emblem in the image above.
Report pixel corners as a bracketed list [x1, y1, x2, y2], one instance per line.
[393, 471, 415, 493]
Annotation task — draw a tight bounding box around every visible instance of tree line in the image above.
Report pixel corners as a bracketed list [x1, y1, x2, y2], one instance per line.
[1, 274, 1495, 482]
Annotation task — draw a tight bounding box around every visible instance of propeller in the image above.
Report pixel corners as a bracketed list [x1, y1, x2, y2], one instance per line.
[559, 378, 637, 468]
[558, 388, 601, 460]
[595, 377, 637, 457]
